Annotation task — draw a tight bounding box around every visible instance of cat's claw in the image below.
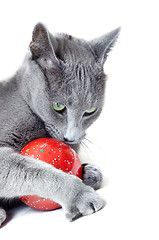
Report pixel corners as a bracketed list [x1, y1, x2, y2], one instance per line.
[66, 209, 82, 222]
[0, 208, 7, 227]
[65, 188, 103, 221]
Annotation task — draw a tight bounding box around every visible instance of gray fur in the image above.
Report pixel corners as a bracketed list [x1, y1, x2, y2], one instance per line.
[0, 23, 120, 225]
[82, 164, 103, 190]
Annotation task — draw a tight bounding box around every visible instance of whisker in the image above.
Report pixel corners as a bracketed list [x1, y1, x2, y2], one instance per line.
[84, 136, 95, 146]
[80, 138, 95, 163]
[80, 139, 89, 150]
[85, 135, 104, 154]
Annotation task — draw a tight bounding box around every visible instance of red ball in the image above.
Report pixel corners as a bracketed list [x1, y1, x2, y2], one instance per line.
[20, 138, 82, 210]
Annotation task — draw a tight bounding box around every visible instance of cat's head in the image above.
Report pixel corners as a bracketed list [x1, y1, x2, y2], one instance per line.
[20, 23, 120, 144]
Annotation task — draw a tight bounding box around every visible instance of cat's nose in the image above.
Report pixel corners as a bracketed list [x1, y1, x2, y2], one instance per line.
[63, 137, 75, 143]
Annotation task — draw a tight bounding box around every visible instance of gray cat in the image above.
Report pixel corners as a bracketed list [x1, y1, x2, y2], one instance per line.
[0, 23, 120, 226]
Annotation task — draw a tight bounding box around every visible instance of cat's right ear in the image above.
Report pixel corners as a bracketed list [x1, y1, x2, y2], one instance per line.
[30, 23, 60, 70]
[90, 27, 121, 65]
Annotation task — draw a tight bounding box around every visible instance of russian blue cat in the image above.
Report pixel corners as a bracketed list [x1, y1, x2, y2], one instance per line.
[0, 23, 120, 225]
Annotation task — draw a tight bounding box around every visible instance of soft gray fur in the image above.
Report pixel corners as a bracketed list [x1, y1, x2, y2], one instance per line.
[0, 23, 120, 225]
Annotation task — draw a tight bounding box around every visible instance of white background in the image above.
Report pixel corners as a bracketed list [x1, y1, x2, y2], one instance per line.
[0, 0, 159, 239]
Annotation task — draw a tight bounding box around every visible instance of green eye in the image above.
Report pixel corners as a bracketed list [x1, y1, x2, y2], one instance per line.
[85, 107, 96, 114]
[53, 102, 65, 112]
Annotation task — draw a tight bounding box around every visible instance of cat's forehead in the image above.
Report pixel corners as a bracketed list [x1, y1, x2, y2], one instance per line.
[53, 66, 106, 108]
[48, 34, 106, 106]
[52, 33, 96, 65]
[55, 83, 98, 108]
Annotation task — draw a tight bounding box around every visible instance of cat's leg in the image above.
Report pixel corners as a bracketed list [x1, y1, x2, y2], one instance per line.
[0, 207, 6, 226]
[82, 164, 103, 190]
[0, 147, 103, 223]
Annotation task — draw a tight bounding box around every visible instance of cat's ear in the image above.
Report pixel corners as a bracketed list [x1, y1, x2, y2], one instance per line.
[90, 27, 121, 65]
[30, 23, 60, 70]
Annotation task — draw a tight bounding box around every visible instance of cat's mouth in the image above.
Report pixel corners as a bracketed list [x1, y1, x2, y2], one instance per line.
[45, 123, 84, 145]
[63, 137, 83, 145]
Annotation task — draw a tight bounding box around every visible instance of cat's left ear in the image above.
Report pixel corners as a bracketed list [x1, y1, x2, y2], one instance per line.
[30, 22, 60, 70]
[90, 27, 121, 65]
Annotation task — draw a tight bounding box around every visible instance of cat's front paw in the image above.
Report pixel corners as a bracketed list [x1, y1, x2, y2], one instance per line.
[82, 164, 103, 190]
[65, 179, 103, 221]
[0, 208, 7, 227]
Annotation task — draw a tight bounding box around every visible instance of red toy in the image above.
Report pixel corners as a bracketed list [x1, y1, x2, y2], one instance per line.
[20, 138, 82, 210]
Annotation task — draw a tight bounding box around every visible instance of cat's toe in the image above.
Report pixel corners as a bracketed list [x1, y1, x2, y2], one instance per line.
[65, 186, 103, 221]
[66, 208, 83, 222]
[0, 208, 7, 227]
[82, 164, 103, 190]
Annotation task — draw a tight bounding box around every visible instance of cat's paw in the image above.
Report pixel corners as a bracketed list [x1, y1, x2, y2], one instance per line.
[0, 208, 7, 227]
[65, 180, 103, 221]
[82, 164, 103, 190]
